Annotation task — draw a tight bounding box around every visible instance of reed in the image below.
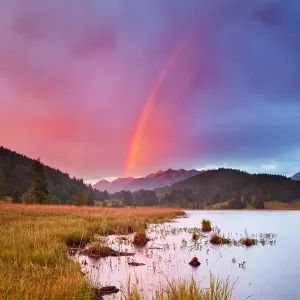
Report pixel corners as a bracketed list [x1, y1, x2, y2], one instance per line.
[122, 275, 233, 300]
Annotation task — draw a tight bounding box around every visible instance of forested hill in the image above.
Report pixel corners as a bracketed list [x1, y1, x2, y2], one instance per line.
[0, 146, 107, 203]
[157, 168, 300, 208]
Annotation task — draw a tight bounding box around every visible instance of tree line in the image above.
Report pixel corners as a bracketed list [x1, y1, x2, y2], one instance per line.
[110, 189, 158, 207]
[159, 168, 300, 209]
[0, 146, 158, 206]
[0, 146, 108, 204]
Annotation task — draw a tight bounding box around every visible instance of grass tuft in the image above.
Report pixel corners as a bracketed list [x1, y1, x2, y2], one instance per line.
[122, 275, 233, 299]
[82, 241, 134, 258]
[65, 231, 91, 247]
[132, 231, 150, 246]
[192, 232, 200, 240]
[241, 238, 257, 246]
[201, 219, 212, 232]
[210, 234, 231, 245]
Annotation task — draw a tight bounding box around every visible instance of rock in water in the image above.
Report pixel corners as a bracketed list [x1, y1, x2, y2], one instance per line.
[189, 257, 201, 267]
[97, 286, 120, 296]
[128, 262, 146, 266]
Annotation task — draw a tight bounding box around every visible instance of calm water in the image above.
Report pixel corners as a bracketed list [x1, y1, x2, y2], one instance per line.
[76, 210, 300, 299]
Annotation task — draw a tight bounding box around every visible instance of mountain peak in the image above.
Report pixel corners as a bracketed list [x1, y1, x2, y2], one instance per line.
[112, 177, 135, 183]
[146, 170, 163, 178]
[99, 179, 109, 183]
[292, 172, 300, 181]
[155, 170, 163, 175]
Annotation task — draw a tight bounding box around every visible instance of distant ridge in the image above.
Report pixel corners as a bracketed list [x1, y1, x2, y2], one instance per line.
[292, 172, 300, 181]
[156, 168, 300, 208]
[93, 177, 135, 192]
[93, 169, 200, 192]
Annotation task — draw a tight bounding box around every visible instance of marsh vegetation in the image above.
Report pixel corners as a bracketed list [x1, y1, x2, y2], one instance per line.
[1, 204, 294, 300]
[201, 219, 212, 232]
[0, 203, 183, 299]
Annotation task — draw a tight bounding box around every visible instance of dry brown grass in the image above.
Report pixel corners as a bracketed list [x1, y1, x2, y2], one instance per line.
[0, 203, 183, 300]
[264, 200, 300, 210]
[0, 202, 182, 216]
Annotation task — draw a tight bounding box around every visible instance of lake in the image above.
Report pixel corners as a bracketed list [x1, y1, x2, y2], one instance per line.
[76, 210, 300, 299]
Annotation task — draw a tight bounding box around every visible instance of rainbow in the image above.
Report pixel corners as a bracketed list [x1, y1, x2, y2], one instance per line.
[126, 26, 195, 176]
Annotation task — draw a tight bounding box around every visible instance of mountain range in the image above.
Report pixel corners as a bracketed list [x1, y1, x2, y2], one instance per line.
[93, 169, 200, 192]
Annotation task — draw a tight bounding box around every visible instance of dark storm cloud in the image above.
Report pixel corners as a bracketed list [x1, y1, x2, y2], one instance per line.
[0, 0, 299, 179]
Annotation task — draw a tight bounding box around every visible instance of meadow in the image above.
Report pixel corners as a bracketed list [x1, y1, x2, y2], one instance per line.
[204, 199, 300, 210]
[0, 203, 185, 300]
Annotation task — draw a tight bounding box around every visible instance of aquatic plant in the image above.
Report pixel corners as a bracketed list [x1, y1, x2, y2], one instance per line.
[192, 231, 200, 240]
[83, 241, 111, 256]
[239, 261, 246, 268]
[122, 275, 233, 299]
[82, 241, 134, 258]
[181, 238, 188, 249]
[241, 238, 258, 246]
[202, 219, 212, 232]
[132, 231, 150, 246]
[210, 234, 231, 245]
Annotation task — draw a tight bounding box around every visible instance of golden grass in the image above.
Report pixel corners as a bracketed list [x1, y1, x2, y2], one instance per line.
[0, 203, 183, 300]
[264, 200, 300, 210]
[1, 196, 12, 203]
[205, 200, 300, 210]
[204, 201, 229, 210]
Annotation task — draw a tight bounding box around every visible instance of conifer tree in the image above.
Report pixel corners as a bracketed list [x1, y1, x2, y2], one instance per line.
[31, 158, 49, 204]
[12, 188, 21, 203]
[72, 192, 87, 206]
[0, 171, 7, 199]
[86, 197, 95, 206]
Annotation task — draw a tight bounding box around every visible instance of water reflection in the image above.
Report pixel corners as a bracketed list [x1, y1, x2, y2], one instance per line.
[75, 210, 300, 300]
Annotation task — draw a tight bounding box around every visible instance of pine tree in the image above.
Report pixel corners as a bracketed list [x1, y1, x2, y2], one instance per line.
[31, 158, 49, 204]
[252, 189, 265, 209]
[87, 197, 95, 206]
[228, 192, 245, 209]
[21, 189, 36, 204]
[48, 194, 61, 204]
[0, 171, 7, 199]
[12, 188, 21, 203]
[72, 192, 87, 206]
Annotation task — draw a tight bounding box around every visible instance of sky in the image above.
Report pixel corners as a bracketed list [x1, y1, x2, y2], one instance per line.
[1, 0, 300, 182]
